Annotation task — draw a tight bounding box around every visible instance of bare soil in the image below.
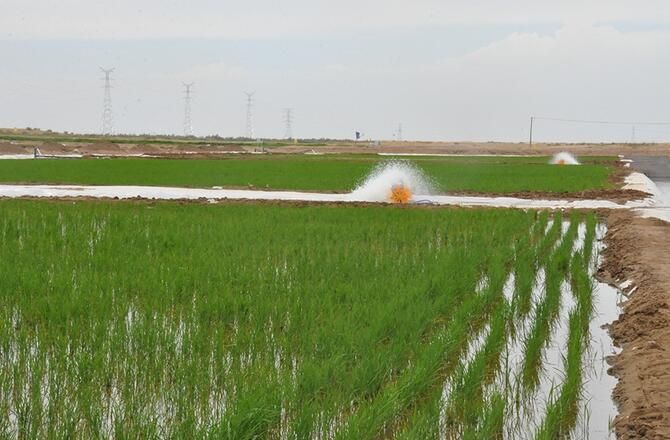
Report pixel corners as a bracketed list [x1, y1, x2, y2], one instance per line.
[0, 142, 29, 154]
[274, 142, 670, 156]
[3, 140, 670, 157]
[599, 211, 670, 439]
[78, 142, 122, 155]
[38, 142, 71, 154]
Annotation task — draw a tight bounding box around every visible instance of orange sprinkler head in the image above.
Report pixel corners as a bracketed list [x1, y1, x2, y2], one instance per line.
[557, 159, 566, 165]
[389, 184, 412, 203]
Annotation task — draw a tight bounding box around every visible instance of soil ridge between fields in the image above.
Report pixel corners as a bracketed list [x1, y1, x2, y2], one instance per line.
[599, 211, 670, 440]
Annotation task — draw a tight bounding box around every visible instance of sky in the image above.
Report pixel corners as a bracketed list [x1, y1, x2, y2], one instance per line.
[1, 0, 670, 142]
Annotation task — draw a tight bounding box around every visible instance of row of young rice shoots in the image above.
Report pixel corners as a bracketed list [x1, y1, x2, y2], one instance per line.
[390, 212, 551, 438]
[503, 212, 599, 439]
[0, 200, 604, 439]
[0, 200, 534, 439]
[389, 211, 601, 439]
[535, 214, 598, 439]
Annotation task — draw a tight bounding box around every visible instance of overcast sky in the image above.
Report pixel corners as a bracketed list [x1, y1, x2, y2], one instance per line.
[2, 0, 670, 142]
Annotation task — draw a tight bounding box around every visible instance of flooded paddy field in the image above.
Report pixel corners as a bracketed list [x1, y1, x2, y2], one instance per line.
[0, 200, 618, 438]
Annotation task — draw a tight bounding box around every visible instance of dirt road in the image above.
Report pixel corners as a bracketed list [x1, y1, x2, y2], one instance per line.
[630, 156, 670, 181]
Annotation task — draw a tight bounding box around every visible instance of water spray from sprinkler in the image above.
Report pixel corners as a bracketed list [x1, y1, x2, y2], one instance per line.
[350, 161, 436, 203]
[550, 152, 580, 165]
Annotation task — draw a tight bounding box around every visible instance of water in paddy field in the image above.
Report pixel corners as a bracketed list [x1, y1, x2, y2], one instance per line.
[349, 161, 436, 202]
[499, 223, 618, 439]
[550, 152, 580, 165]
[577, 225, 622, 439]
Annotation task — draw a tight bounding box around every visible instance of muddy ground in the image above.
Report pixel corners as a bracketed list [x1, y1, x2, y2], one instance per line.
[599, 211, 670, 439]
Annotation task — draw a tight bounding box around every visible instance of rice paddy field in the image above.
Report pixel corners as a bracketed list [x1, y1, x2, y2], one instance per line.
[0, 155, 614, 193]
[0, 199, 611, 438]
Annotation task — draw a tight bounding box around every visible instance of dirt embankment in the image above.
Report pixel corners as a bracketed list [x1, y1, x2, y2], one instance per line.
[0, 142, 30, 154]
[4, 138, 670, 157]
[599, 211, 670, 439]
[274, 142, 670, 156]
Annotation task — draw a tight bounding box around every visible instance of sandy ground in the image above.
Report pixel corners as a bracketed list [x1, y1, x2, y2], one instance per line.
[599, 212, 670, 439]
[2, 140, 670, 157]
[0, 141, 249, 157]
[274, 142, 670, 156]
[595, 158, 670, 439]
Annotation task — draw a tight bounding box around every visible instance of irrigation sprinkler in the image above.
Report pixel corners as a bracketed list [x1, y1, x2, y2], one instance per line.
[389, 184, 412, 203]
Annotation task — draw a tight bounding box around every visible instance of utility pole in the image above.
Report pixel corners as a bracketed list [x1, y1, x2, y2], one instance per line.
[100, 68, 115, 135]
[283, 108, 293, 140]
[245, 91, 255, 139]
[529, 116, 534, 147]
[183, 82, 194, 136]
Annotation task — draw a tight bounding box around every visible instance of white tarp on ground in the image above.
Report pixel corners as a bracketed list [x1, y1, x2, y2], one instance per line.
[637, 181, 670, 222]
[0, 172, 666, 218]
[623, 172, 663, 198]
[0, 154, 34, 160]
[0, 187, 653, 210]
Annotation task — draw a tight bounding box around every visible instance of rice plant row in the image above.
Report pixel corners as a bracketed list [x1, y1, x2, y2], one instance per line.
[0, 200, 601, 439]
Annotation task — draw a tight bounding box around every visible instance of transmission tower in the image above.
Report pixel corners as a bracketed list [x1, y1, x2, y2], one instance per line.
[245, 91, 255, 139]
[100, 68, 115, 135]
[397, 123, 403, 141]
[283, 108, 293, 140]
[183, 82, 194, 136]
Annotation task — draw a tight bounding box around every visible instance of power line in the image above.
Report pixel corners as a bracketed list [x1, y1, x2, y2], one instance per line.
[100, 67, 115, 135]
[529, 115, 670, 146]
[283, 108, 293, 140]
[183, 82, 194, 136]
[533, 116, 670, 126]
[244, 91, 255, 139]
[633, 126, 670, 135]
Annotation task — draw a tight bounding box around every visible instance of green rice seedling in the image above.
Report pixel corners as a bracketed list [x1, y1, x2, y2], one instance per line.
[335, 273, 502, 440]
[534, 211, 563, 264]
[461, 392, 505, 440]
[386, 236, 540, 439]
[437, 219, 554, 439]
[511, 211, 550, 319]
[0, 200, 610, 439]
[521, 215, 579, 390]
[0, 200, 538, 439]
[440, 302, 510, 436]
[524, 217, 596, 440]
[0, 155, 614, 194]
[581, 212, 598, 268]
[534, 310, 587, 439]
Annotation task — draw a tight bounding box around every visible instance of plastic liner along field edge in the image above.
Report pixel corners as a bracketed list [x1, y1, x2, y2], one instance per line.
[0, 172, 657, 210]
[0, 185, 653, 210]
